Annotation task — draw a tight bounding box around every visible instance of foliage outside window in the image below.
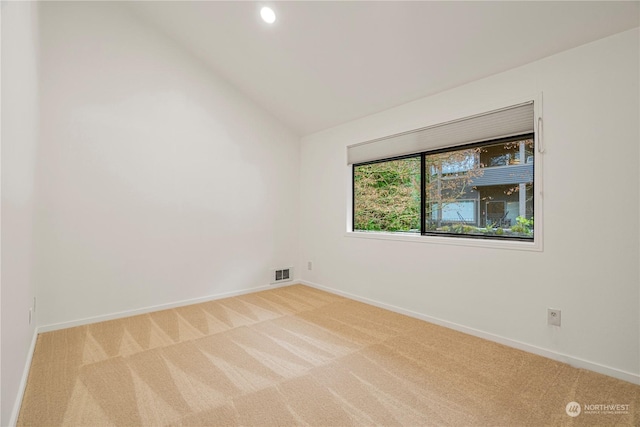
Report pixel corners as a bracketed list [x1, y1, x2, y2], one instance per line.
[353, 157, 421, 232]
[353, 135, 534, 240]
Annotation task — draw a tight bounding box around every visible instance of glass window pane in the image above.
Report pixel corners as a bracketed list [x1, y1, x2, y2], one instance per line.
[354, 157, 421, 233]
[425, 138, 534, 239]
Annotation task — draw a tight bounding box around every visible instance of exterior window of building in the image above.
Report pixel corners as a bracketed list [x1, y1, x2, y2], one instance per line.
[353, 135, 534, 240]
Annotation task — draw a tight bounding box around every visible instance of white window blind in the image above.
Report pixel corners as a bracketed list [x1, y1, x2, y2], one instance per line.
[347, 102, 534, 165]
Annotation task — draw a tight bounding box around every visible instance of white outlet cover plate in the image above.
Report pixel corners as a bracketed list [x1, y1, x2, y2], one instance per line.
[547, 309, 561, 326]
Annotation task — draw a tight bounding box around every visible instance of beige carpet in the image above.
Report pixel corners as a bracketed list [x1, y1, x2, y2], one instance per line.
[18, 284, 639, 426]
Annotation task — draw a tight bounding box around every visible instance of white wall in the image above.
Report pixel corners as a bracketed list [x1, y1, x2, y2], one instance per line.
[36, 2, 300, 328]
[300, 29, 640, 382]
[1, 1, 40, 424]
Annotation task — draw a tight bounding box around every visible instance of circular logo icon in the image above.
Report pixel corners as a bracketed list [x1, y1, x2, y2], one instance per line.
[566, 401, 581, 417]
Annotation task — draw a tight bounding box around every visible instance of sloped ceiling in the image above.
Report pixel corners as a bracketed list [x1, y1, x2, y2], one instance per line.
[128, 1, 639, 136]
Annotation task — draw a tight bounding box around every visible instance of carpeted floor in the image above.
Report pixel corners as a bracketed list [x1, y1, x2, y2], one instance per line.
[18, 284, 639, 426]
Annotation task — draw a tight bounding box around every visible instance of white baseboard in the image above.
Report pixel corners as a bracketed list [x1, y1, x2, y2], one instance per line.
[301, 280, 640, 385]
[39, 282, 291, 333]
[9, 327, 38, 427]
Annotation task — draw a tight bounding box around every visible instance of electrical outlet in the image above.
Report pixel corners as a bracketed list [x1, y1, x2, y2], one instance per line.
[307, 261, 313, 270]
[547, 308, 561, 326]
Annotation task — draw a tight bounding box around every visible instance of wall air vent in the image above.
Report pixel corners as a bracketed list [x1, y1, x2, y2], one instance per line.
[271, 267, 293, 284]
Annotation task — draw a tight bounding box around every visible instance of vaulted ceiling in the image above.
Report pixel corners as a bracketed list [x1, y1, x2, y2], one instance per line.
[128, 1, 639, 136]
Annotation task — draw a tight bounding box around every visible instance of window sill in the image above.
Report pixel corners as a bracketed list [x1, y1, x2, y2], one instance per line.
[344, 231, 542, 252]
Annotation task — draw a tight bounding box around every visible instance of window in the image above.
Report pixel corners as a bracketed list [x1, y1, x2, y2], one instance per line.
[431, 200, 477, 223]
[349, 101, 538, 242]
[353, 156, 421, 232]
[354, 135, 534, 240]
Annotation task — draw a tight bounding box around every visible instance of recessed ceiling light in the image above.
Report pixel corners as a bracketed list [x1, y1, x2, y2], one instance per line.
[260, 6, 276, 24]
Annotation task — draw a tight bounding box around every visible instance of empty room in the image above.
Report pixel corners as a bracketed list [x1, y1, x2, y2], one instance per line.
[2, 1, 639, 425]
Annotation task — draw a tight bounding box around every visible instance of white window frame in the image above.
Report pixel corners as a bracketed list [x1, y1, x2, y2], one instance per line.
[345, 94, 543, 252]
